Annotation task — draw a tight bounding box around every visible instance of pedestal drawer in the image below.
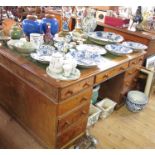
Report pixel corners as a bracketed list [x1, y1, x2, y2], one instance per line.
[60, 77, 94, 100]
[58, 87, 92, 116]
[56, 118, 87, 148]
[57, 103, 89, 133]
[129, 55, 144, 67]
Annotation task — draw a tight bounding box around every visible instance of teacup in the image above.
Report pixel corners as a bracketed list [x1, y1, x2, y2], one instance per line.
[63, 64, 72, 77]
[30, 33, 44, 49]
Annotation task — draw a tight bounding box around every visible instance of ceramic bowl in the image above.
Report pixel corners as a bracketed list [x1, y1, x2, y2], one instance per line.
[126, 90, 148, 112]
[14, 41, 36, 54]
[87, 31, 124, 45]
[105, 44, 133, 56]
[122, 41, 148, 52]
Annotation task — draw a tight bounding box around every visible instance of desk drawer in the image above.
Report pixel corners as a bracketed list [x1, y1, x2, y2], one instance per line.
[57, 118, 87, 148]
[58, 87, 92, 116]
[129, 55, 144, 67]
[58, 103, 89, 133]
[60, 77, 94, 100]
[95, 62, 128, 84]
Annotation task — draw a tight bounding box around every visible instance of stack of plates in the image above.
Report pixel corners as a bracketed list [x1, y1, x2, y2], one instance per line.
[126, 90, 148, 112]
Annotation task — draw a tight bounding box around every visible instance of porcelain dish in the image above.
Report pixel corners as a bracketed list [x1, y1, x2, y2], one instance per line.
[122, 41, 148, 52]
[67, 49, 101, 68]
[105, 44, 133, 56]
[76, 44, 107, 55]
[87, 31, 124, 45]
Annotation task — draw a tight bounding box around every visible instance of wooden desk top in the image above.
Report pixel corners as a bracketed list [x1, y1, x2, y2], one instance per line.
[0, 46, 146, 89]
[98, 23, 155, 40]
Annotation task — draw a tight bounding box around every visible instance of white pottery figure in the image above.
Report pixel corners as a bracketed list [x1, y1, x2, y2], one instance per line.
[49, 52, 64, 73]
[82, 8, 97, 33]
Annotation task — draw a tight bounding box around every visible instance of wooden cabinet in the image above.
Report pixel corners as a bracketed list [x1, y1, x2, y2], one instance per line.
[0, 47, 146, 148]
[102, 24, 155, 57]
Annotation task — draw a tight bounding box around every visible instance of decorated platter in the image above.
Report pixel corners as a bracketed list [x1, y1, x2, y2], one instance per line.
[76, 44, 107, 55]
[122, 41, 148, 52]
[87, 31, 124, 45]
[105, 44, 133, 56]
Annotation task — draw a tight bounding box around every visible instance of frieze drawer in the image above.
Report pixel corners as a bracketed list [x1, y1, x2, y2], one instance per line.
[60, 77, 94, 100]
[95, 62, 129, 84]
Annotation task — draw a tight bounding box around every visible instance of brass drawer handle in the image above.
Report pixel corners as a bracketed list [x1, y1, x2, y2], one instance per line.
[132, 61, 136, 65]
[126, 82, 130, 86]
[102, 74, 109, 79]
[80, 97, 88, 103]
[65, 121, 71, 126]
[128, 71, 133, 75]
[120, 66, 125, 70]
[65, 90, 73, 96]
[81, 110, 87, 115]
[83, 82, 90, 88]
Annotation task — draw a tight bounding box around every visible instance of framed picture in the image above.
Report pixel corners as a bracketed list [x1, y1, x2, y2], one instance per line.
[140, 68, 154, 97]
[145, 55, 155, 71]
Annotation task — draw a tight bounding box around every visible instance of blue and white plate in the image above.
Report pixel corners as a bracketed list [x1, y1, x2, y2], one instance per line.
[76, 44, 107, 55]
[105, 44, 133, 56]
[36, 45, 55, 56]
[122, 41, 148, 52]
[67, 49, 101, 68]
[87, 31, 124, 45]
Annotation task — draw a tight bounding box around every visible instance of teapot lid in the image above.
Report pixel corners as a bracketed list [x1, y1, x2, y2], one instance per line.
[53, 52, 63, 58]
[27, 15, 38, 20]
[45, 14, 55, 19]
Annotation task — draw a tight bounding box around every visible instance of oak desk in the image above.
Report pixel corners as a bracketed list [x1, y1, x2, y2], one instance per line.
[0, 47, 145, 148]
[99, 23, 155, 57]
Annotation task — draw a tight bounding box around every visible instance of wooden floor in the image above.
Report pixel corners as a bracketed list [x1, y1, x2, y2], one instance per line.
[0, 92, 155, 149]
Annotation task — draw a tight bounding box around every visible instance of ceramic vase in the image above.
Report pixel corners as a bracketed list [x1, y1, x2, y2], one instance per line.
[22, 15, 43, 37]
[41, 14, 59, 36]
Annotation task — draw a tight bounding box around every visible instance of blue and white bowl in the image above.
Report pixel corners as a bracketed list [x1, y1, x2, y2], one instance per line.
[126, 90, 148, 112]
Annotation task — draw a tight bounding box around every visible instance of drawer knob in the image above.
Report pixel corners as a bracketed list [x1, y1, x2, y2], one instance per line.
[83, 82, 90, 88]
[126, 82, 130, 86]
[65, 90, 73, 96]
[103, 74, 109, 79]
[65, 121, 71, 126]
[134, 78, 138, 82]
[120, 66, 125, 70]
[81, 110, 87, 115]
[132, 61, 136, 65]
[128, 71, 132, 75]
[80, 97, 88, 103]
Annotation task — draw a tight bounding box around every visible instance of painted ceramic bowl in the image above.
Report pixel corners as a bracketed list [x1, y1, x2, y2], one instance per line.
[126, 90, 148, 112]
[122, 41, 148, 52]
[87, 31, 124, 45]
[105, 44, 133, 56]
